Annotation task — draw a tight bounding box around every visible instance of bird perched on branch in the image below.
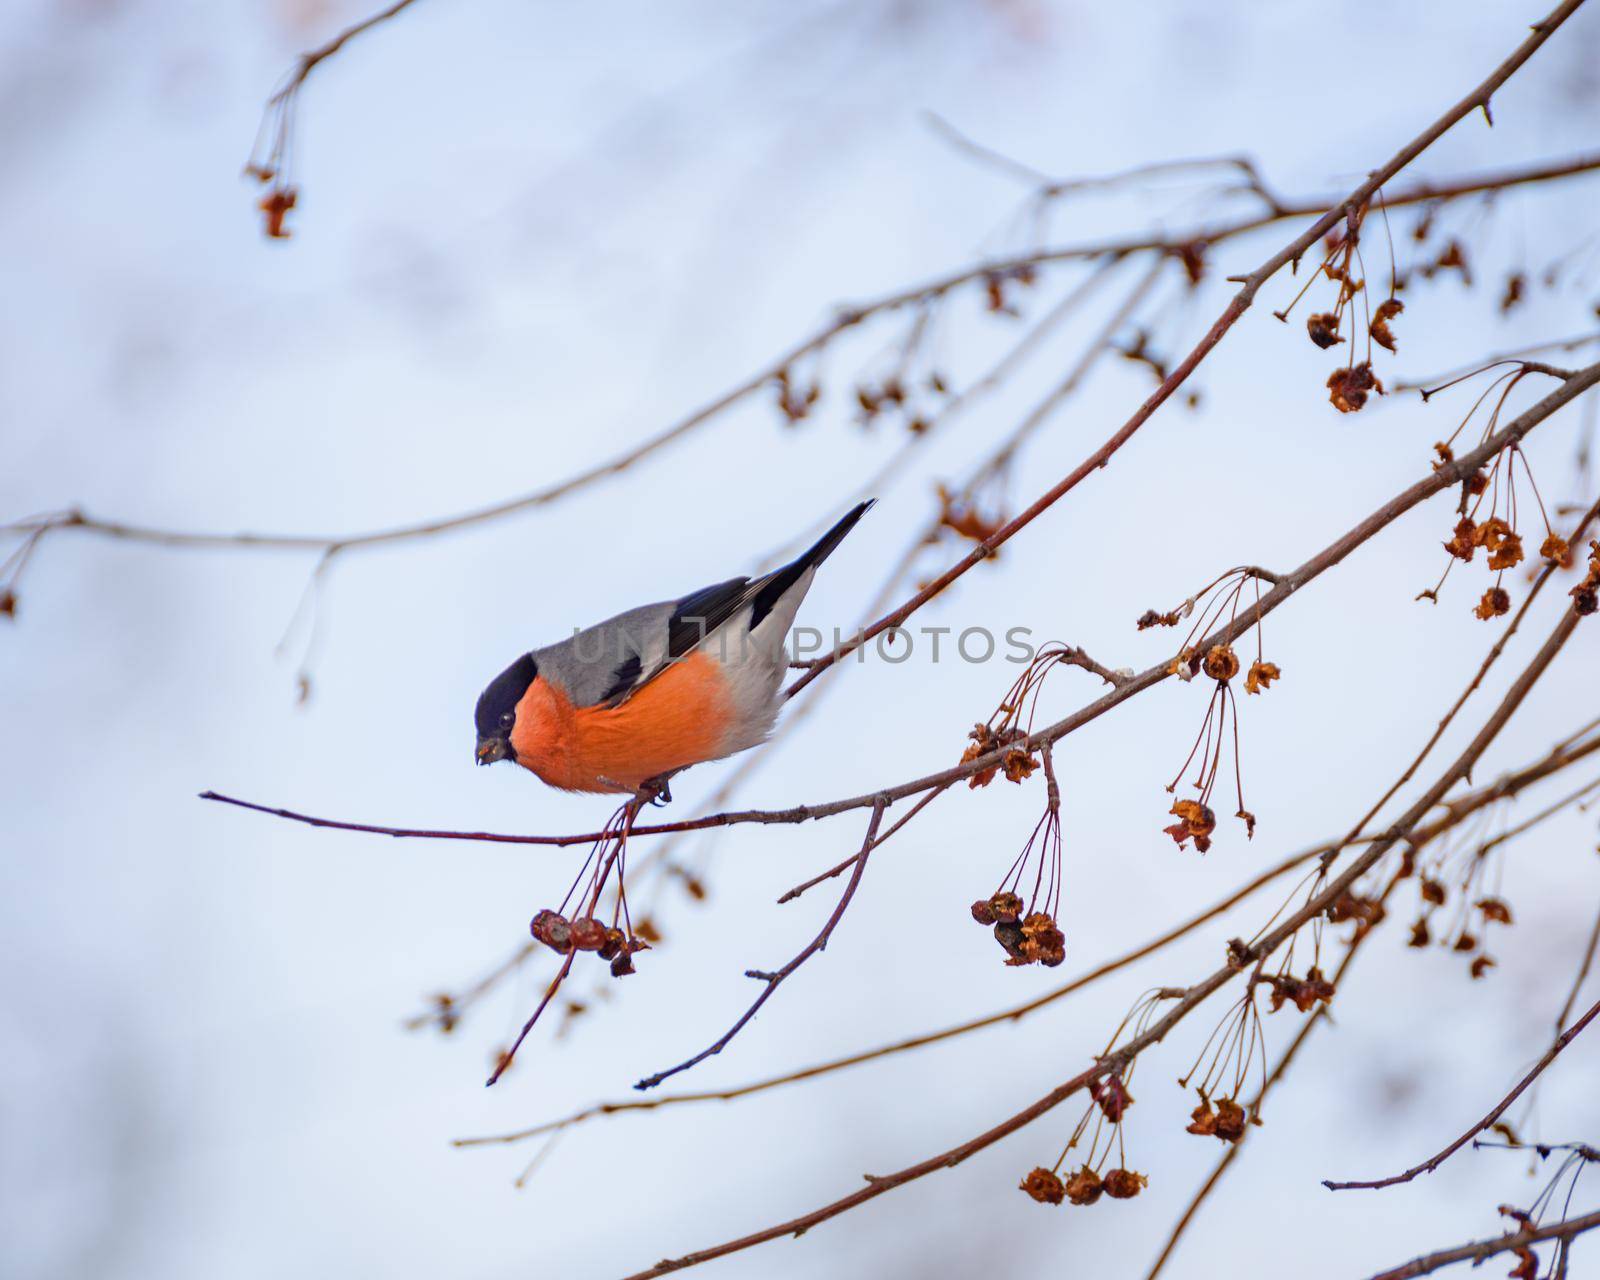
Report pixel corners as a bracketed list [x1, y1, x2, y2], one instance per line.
[473, 500, 874, 797]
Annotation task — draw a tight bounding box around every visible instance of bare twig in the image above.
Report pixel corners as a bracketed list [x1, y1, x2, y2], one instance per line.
[1556, 901, 1600, 1033]
[273, 0, 421, 102]
[1347, 491, 1600, 841]
[458, 839, 1333, 1151]
[1324, 995, 1600, 1191]
[1146, 725, 1600, 1276]
[632, 798, 888, 1091]
[200, 360, 1600, 852]
[456, 726, 1600, 1155]
[621, 579, 1587, 1275]
[10, 155, 1599, 559]
[786, 157, 1600, 699]
[1364, 1206, 1600, 1280]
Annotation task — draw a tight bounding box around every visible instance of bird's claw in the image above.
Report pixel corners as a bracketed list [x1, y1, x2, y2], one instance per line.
[639, 775, 673, 807]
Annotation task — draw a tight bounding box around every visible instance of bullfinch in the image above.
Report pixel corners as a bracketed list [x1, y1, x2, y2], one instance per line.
[473, 500, 873, 795]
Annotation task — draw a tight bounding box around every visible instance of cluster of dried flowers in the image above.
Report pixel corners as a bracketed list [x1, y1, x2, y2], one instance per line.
[982, 262, 1039, 317]
[1404, 870, 1515, 981]
[961, 721, 1037, 788]
[1185, 1093, 1251, 1143]
[1017, 989, 1183, 1208]
[1419, 366, 1576, 618]
[959, 650, 1099, 965]
[1274, 204, 1400, 414]
[530, 908, 649, 978]
[1020, 1074, 1148, 1207]
[244, 83, 303, 240]
[1178, 984, 1269, 1146]
[772, 368, 823, 424]
[1141, 568, 1283, 852]
[970, 891, 1065, 968]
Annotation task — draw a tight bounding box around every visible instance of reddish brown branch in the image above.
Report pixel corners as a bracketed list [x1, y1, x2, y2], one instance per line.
[622, 584, 1586, 1276]
[1323, 995, 1600, 1191]
[1347, 490, 1600, 841]
[632, 799, 888, 1091]
[1365, 1206, 1600, 1280]
[272, 0, 422, 102]
[1146, 871, 1399, 1278]
[198, 358, 1600, 854]
[1557, 901, 1600, 1033]
[9, 154, 1599, 557]
[459, 840, 1327, 1150]
[786, 164, 1600, 700]
[459, 728, 1600, 1153]
[1147, 727, 1600, 1275]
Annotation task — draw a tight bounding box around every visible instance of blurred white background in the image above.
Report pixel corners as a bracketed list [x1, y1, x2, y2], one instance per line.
[4, 1, 1600, 1276]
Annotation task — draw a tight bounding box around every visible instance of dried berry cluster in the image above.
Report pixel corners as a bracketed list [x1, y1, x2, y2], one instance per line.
[961, 722, 1037, 788]
[1422, 376, 1571, 619]
[1185, 1093, 1250, 1143]
[530, 908, 649, 978]
[1019, 1072, 1147, 1208]
[245, 90, 302, 240]
[1179, 983, 1272, 1145]
[772, 367, 822, 424]
[1275, 205, 1400, 414]
[1265, 966, 1336, 1014]
[1157, 623, 1281, 852]
[1326, 889, 1388, 940]
[1405, 880, 1514, 980]
[970, 892, 1066, 968]
[983, 263, 1038, 316]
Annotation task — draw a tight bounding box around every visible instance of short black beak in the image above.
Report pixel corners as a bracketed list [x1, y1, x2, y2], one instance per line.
[476, 737, 510, 766]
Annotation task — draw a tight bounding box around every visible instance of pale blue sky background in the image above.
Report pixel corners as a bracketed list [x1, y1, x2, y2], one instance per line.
[4, 2, 1600, 1277]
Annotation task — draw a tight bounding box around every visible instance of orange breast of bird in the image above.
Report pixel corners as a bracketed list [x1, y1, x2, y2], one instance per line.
[510, 650, 734, 793]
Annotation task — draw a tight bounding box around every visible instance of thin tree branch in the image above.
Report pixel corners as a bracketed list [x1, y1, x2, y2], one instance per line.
[457, 724, 1600, 1154]
[1365, 1206, 1600, 1280]
[200, 359, 1600, 851]
[9, 155, 1599, 557]
[621, 586, 1587, 1276]
[271, 0, 422, 104]
[456, 841, 1327, 1150]
[1146, 727, 1600, 1276]
[632, 798, 888, 1091]
[786, 165, 1600, 698]
[1146, 865, 1405, 1278]
[1556, 901, 1600, 1034]
[1324, 995, 1600, 1191]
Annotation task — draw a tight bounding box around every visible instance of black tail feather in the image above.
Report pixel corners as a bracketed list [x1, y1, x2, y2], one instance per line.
[749, 499, 875, 627]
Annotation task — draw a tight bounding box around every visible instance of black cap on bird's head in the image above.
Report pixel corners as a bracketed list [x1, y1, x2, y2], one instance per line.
[475, 653, 537, 766]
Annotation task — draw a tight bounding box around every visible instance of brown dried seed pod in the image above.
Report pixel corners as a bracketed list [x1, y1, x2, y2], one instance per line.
[989, 891, 1024, 923]
[1244, 659, 1280, 693]
[1306, 312, 1343, 349]
[1101, 1168, 1148, 1199]
[1202, 643, 1240, 682]
[1063, 1165, 1103, 1206]
[569, 917, 608, 952]
[1019, 1167, 1065, 1205]
[1327, 361, 1383, 413]
[530, 909, 571, 953]
[1212, 1097, 1248, 1142]
[1473, 587, 1511, 621]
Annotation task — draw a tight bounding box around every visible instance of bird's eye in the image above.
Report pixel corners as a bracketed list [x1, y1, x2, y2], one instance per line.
[500, 711, 514, 728]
